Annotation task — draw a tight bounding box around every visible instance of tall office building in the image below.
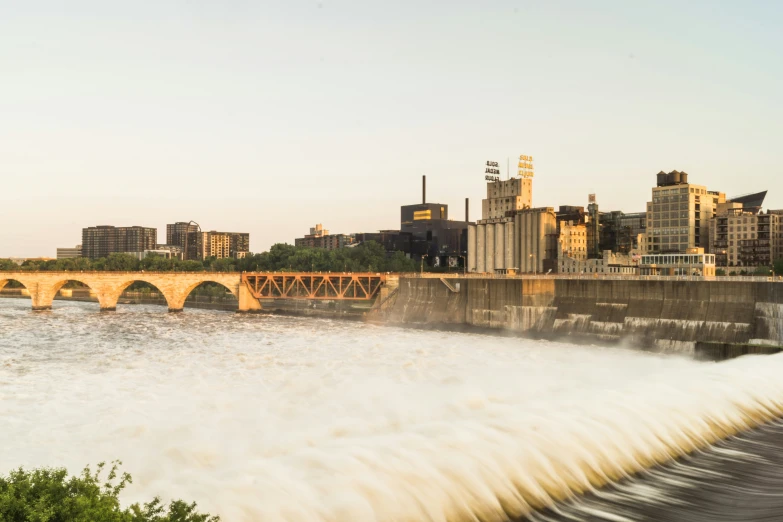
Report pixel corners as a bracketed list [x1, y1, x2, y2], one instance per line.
[644, 171, 725, 254]
[81, 226, 157, 259]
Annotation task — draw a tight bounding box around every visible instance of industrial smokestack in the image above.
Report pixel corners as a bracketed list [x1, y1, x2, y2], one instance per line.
[465, 198, 469, 222]
[422, 175, 426, 204]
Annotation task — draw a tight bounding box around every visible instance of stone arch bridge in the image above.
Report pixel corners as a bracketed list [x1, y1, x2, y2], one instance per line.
[0, 271, 261, 312]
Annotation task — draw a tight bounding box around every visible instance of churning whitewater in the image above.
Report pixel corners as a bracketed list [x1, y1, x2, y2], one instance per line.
[1, 299, 783, 522]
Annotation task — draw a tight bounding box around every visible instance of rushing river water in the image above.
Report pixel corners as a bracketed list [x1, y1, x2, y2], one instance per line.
[2, 298, 783, 521]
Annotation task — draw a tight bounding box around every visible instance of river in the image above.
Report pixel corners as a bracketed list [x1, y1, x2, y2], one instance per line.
[2, 298, 783, 521]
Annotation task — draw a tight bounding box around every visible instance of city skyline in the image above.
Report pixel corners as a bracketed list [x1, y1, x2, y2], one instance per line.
[2, 0, 781, 257]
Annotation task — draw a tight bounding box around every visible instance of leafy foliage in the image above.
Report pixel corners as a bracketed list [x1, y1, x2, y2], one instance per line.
[0, 462, 218, 522]
[774, 258, 783, 276]
[0, 259, 19, 270]
[0, 241, 419, 273]
[753, 265, 772, 276]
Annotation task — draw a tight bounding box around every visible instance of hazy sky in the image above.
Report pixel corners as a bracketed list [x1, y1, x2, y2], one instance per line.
[1, 0, 781, 257]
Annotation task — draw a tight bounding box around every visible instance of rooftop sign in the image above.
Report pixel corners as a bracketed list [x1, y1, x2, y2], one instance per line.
[518, 155, 534, 178]
[485, 160, 500, 182]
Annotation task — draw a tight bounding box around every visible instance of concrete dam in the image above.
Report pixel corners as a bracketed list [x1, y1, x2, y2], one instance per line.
[378, 276, 783, 355]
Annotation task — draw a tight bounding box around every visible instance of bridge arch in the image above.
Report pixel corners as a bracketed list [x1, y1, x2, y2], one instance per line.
[46, 278, 102, 310]
[105, 279, 178, 312]
[0, 278, 31, 306]
[180, 280, 239, 312]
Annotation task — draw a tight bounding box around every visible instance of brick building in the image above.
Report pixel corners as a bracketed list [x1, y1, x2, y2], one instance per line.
[81, 226, 157, 259]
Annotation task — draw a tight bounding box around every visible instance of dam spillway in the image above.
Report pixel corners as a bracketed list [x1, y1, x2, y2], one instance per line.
[3, 289, 783, 520]
[379, 276, 783, 354]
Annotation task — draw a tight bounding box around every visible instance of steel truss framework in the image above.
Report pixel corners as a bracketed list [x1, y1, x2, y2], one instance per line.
[242, 273, 386, 300]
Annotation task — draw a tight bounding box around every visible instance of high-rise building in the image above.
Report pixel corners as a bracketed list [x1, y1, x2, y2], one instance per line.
[166, 222, 200, 260]
[198, 231, 250, 260]
[81, 226, 157, 259]
[644, 171, 725, 254]
[295, 224, 356, 250]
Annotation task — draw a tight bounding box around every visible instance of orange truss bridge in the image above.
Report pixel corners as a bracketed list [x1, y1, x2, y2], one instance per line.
[241, 273, 386, 300]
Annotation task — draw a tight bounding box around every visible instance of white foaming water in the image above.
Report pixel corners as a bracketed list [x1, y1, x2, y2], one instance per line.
[1, 299, 783, 521]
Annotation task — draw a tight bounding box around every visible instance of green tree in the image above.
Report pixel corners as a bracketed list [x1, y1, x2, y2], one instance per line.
[0, 462, 218, 522]
[236, 253, 270, 272]
[0, 259, 19, 271]
[266, 244, 297, 271]
[382, 251, 417, 272]
[203, 257, 237, 272]
[103, 253, 141, 272]
[3, 242, 422, 274]
[179, 260, 205, 272]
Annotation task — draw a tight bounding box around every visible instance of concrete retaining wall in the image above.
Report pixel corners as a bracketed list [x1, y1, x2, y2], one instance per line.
[382, 277, 783, 352]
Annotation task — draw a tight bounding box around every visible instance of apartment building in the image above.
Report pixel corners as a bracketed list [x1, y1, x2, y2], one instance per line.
[709, 208, 783, 269]
[81, 226, 157, 259]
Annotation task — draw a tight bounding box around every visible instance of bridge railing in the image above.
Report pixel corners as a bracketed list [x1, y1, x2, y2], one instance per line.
[242, 273, 387, 300]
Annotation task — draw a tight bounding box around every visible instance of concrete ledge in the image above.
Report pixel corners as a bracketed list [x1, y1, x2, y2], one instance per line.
[382, 277, 783, 349]
[695, 341, 782, 361]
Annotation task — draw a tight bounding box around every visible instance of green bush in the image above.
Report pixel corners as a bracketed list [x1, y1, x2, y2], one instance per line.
[0, 462, 218, 522]
[753, 265, 772, 276]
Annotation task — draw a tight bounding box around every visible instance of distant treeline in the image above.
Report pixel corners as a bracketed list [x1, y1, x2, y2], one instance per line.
[0, 241, 419, 273]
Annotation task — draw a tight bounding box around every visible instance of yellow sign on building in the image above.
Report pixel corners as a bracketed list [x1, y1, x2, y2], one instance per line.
[518, 154, 534, 178]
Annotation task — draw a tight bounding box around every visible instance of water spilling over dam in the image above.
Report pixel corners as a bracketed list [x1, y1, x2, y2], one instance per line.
[2, 298, 783, 521]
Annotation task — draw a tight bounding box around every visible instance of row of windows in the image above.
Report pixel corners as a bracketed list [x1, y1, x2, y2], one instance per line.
[652, 219, 691, 227]
[648, 228, 690, 235]
[654, 187, 690, 195]
[641, 254, 715, 265]
[651, 210, 691, 218]
[651, 197, 690, 205]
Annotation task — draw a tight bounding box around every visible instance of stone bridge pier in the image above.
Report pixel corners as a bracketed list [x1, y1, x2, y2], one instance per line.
[0, 271, 262, 313]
